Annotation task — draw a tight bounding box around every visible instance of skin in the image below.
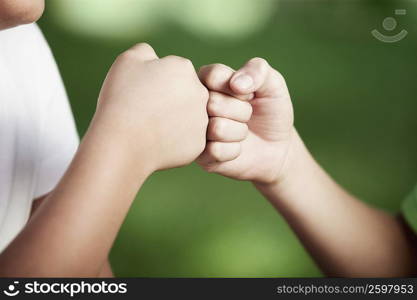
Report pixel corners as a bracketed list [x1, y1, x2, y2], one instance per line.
[0, 43, 208, 277]
[0, 0, 45, 29]
[198, 59, 417, 277]
[2, 0, 416, 278]
[31, 196, 113, 276]
[1, 1, 207, 277]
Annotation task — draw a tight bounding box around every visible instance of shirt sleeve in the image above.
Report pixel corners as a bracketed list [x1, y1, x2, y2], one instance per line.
[401, 184, 417, 234]
[34, 87, 79, 199]
[33, 26, 79, 199]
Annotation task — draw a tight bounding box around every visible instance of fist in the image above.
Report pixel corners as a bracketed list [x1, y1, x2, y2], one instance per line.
[197, 58, 295, 184]
[95, 43, 209, 172]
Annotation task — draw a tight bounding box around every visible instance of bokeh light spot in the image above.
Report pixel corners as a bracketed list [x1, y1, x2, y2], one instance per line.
[173, 0, 278, 40]
[50, 0, 162, 39]
[49, 0, 278, 41]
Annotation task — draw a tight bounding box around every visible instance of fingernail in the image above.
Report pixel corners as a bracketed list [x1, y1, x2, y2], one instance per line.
[233, 74, 253, 90]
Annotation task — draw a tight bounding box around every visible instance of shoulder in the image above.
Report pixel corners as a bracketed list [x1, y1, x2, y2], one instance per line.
[0, 23, 56, 71]
[0, 23, 47, 50]
[1, 23, 66, 100]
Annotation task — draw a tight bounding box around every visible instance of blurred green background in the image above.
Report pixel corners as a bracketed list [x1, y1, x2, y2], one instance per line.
[38, 0, 417, 277]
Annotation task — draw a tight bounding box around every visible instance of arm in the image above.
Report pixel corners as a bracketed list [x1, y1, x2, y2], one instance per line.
[197, 59, 417, 277]
[31, 196, 113, 277]
[0, 102, 152, 277]
[256, 130, 417, 277]
[0, 43, 208, 277]
[31, 196, 114, 277]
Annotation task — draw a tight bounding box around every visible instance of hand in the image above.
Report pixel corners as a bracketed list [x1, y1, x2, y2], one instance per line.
[94, 43, 209, 172]
[197, 58, 295, 185]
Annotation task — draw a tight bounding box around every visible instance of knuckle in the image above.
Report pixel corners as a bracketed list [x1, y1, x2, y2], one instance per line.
[179, 57, 194, 68]
[204, 64, 228, 87]
[210, 118, 225, 139]
[166, 55, 193, 66]
[249, 57, 269, 67]
[164, 55, 182, 64]
[182, 57, 193, 66]
[242, 102, 253, 121]
[164, 54, 177, 60]
[241, 122, 249, 131]
[133, 42, 153, 52]
[208, 143, 222, 160]
[272, 69, 286, 85]
[205, 69, 220, 88]
[212, 63, 229, 71]
[118, 49, 137, 61]
[207, 100, 218, 116]
[207, 92, 221, 115]
[248, 57, 270, 75]
[210, 91, 222, 101]
[121, 43, 153, 59]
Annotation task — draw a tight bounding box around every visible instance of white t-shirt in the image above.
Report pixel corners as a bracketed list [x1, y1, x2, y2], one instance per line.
[0, 24, 79, 252]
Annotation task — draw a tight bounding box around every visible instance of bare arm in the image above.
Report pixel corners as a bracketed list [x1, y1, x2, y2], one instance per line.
[197, 59, 417, 277]
[31, 196, 113, 277]
[0, 122, 150, 277]
[256, 130, 417, 277]
[0, 43, 208, 277]
[29, 184, 113, 277]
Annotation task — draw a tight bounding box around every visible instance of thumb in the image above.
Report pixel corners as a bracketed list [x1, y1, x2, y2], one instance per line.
[230, 57, 288, 99]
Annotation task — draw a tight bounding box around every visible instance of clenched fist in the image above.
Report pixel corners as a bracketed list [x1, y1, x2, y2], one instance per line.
[94, 43, 209, 172]
[197, 58, 295, 184]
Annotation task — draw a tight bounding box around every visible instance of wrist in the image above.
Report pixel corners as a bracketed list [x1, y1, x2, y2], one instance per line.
[86, 115, 156, 178]
[253, 128, 313, 193]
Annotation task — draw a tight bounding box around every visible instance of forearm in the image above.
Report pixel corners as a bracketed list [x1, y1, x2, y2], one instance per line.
[255, 130, 417, 277]
[0, 119, 151, 277]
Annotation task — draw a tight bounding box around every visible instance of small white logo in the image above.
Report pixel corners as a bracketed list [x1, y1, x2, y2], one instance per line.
[372, 9, 408, 43]
[3, 281, 20, 297]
